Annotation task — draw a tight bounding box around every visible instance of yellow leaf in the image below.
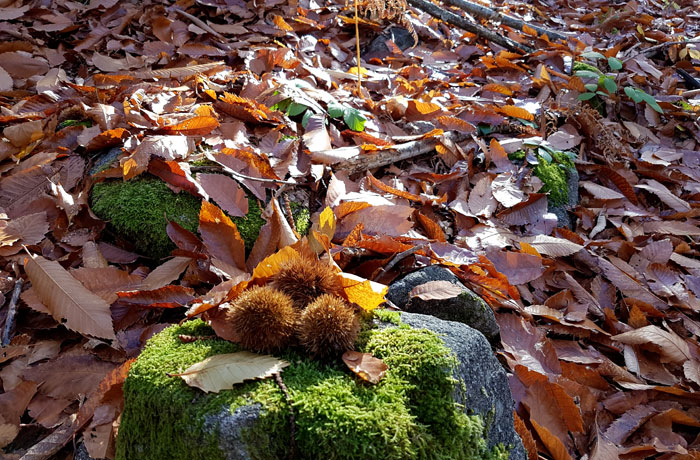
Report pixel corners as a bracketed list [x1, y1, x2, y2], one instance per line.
[519, 242, 541, 257]
[252, 246, 301, 281]
[339, 273, 387, 312]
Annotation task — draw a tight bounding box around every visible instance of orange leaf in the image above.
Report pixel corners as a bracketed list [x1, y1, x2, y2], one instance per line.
[162, 116, 219, 136]
[334, 201, 372, 219]
[435, 116, 476, 133]
[367, 172, 421, 201]
[415, 211, 446, 242]
[498, 105, 534, 121]
[339, 273, 387, 312]
[271, 14, 294, 32]
[251, 246, 301, 282]
[199, 201, 246, 276]
[482, 83, 513, 96]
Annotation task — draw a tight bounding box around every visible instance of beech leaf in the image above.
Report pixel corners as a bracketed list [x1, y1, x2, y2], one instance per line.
[170, 352, 289, 393]
[410, 280, 463, 300]
[342, 351, 388, 384]
[24, 253, 116, 340]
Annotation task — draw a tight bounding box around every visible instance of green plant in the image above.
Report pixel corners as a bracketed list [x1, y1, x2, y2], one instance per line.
[574, 52, 663, 114]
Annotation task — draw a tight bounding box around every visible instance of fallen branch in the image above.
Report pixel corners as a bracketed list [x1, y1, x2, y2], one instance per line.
[442, 0, 568, 42]
[1, 274, 23, 347]
[407, 0, 533, 53]
[334, 131, 470, 175]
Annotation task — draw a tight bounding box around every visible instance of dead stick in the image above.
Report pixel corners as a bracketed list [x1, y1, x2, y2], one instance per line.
[406, 0, 533, 53]
[442, 0, 567, 41]
[2, 277, 23, 346]
[334, 131, 469, 175]
[274, 372, 296, 460]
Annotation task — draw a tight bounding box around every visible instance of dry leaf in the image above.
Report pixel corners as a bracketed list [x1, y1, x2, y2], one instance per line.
[170, 352, 289, 393]
[409, 280, 463, 300]
[342, 351, 388, 384]
[24, 253, 116, 340]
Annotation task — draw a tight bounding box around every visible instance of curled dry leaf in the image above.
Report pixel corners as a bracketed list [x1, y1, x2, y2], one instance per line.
[170, 352, 289, 393]
[342, 350, 388, 384]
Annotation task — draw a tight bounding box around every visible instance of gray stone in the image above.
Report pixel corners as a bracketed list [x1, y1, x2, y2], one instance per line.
[549, 165, 579, 229]
[387, 265, 501, 344]
[204, 404, 262, 460]
[399, 313, 526, 460]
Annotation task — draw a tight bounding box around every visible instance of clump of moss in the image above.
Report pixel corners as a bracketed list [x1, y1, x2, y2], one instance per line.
[90, 176, 201, 260]
[116, 318, 507, 460]
[232, 197, 265, 253]
[290, 202, 311, 236]
[532, 151, 575, 207]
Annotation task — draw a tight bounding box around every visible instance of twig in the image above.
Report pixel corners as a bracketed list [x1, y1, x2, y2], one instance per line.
[274, 372, 296, 460]
[442, 0, 567, 41]
[190, 165, 301, 185]
[622, 39, 700, 62]
[282, 194, 298, 234]
[407, 0, 533, 53]
[2, 274, 23, 347]
[373, 244, 426, 281]
[334, 131, 470, 175]
[170, 7, 228, 42]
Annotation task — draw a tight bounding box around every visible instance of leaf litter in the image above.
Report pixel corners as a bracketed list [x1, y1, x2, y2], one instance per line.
[0, 0, 699, 458]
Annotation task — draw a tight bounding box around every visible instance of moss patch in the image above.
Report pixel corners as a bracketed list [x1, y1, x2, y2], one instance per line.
[533, 151, 575, 207]
[90, 177, 310, 259]
[90, 176, 201, 260]
[116, 319, 507, 460]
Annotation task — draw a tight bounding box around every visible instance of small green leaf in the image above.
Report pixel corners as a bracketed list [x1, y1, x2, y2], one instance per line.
[595, 91, 609, 97]
[581, 51, 606, 60]
[271, 98, 291, 113]
[538, 148, 552, 163]
[578, 92, 597, 101]
[603, 78, 617, 93]
[301, 109, 312, 128]
[640, 92, 664, 113]
[607, 57, 623, 70]
[343, 107, 366, 132]
[575, 70, 602, 80]
[624, 86, 644, 103]
[327, 102, 345, 119]
[287, 102, 308, 117]
[584, 83, 599, 92]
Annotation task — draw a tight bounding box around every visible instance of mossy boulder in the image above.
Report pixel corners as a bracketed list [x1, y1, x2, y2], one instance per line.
[90, 177, 310, 260]
[90, 177, 201, 260]
[115, 313, 525, 460]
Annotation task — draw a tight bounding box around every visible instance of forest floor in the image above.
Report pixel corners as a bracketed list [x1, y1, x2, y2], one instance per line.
[1, 0, 700, 458]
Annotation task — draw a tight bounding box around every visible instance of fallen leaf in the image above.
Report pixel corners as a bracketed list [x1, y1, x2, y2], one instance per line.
[342, 351, 388, 384]
[24, 253, 116, 340]
[409, 280, 463, 300]
[170, 352, 289, 393]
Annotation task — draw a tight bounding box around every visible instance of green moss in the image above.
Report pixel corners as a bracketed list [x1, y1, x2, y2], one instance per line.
[117, 319, 507, 460]
[232, 197, 266, 253]
[90, 177, 201, 260]
[532, 152, 576, 207]
[373, 309, 401, 325]
[290, 202, 311, 236]
[507, 150, 526, 162]
[572, 61, 603, 75]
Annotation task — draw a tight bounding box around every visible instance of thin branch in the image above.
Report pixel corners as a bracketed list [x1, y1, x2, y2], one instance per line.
[2, 275, 23, 347]
[622, 39, 700, 62]
[407, 0, 533, 53]
[190, 165, 302, 185]
[274, 372, 296, 460]
[442, 0, 568, 41]
[334, 131, 470, 175]
[373, 244, 426, 282]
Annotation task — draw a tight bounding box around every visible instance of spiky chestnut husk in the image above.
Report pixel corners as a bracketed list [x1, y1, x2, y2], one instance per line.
[271, 258, 343, 309]
[224, 286, 298, 353]
[298, 294, 360, 359]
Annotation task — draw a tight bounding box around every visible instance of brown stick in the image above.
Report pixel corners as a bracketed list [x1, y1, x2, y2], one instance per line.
[1, 276, 23, 347]
[406, 0, 533, 53]
[274, 372, 296, 460]
[442, 0, 568, 42]
[334, 131, 470, 175]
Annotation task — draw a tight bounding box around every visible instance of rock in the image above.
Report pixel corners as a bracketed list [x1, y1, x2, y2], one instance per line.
[116, 314, 525, 460]
[364, 27, 417, 61]
[386, 265, 501, 344]
[549, 166, 579, 230]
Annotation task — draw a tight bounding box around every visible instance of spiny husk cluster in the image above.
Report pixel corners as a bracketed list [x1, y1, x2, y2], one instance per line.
[224, 285, 298, 353]
[271, 257, 343, 309]
[298, 294, 360, 359]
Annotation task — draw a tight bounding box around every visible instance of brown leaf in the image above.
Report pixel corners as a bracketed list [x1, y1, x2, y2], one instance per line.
[613, 325, 691, 363]
[161, 116, 220, 136]
[199, 200, 246, 276]
[0, 380, 38, 448]
[141, 257, 191, 290]
[24, 253, 116, 340]
[198, 173, 248, 217]
[71, 267, 143, 303]
[409, 280, 463, 300]
[366, 171, 421, 201]
[23, 353, 114, 401]
[486, 250, 543, 285]
[116, 285, 195, 308]
[342, 350, 388, 384]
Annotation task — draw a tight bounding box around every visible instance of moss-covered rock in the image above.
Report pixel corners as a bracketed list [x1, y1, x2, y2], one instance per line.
[90, 177, 310, 260]
[116, 317, 511, 460]
[90, 176, 201, 260]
